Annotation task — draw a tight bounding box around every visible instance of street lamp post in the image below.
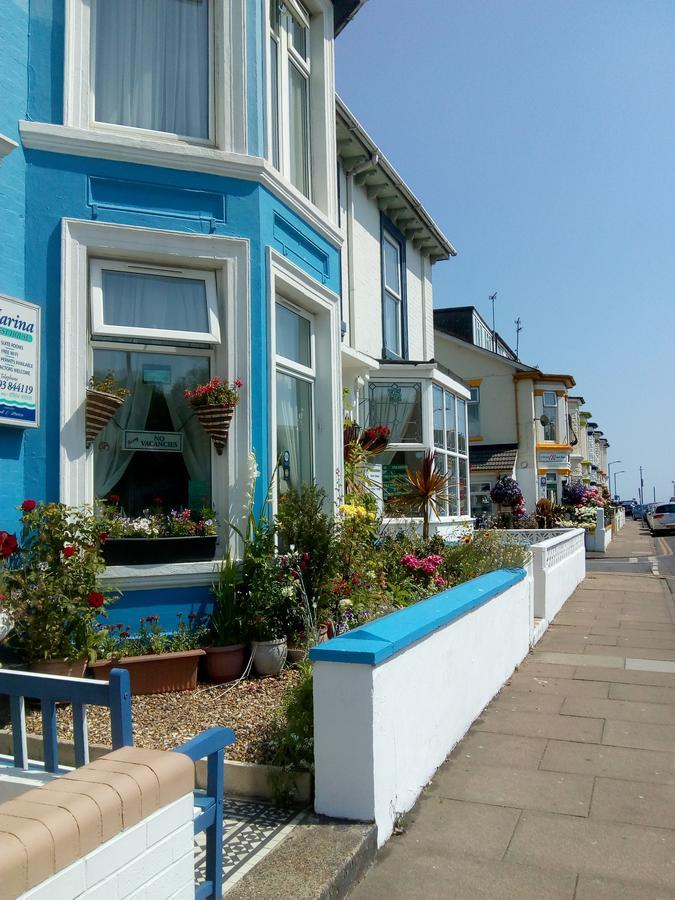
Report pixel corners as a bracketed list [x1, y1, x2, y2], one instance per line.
[608, 460, 622, 501]
[613, 470, 625, 501]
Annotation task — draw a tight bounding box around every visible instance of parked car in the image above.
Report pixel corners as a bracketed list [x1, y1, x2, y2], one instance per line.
[642, 503, 657, 524]
[647, 503, 675, 535]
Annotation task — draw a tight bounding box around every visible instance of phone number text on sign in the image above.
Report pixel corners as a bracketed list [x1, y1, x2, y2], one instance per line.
[0, 296, 41, 429]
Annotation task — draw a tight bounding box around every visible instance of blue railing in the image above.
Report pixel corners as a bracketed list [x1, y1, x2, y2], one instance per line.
[0, 668, 133, 771]
[176, 726, 235, 900]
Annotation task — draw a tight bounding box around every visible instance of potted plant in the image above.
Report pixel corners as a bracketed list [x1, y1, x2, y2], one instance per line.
[98, 498, 218, 565]
[90, 613, 207, 694]
[359, 423, 391, 454]
[204, 550, 247, 683]
[185, 376, 242, 455]
[86, 372, 129, 447]
[1, 501, 115, 675]
[490, 475, 525, 529]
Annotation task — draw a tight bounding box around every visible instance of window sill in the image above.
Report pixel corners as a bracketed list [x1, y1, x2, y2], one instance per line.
[18, 121, 342, 248]
[98, 560, 220, 591]
[0, 133, 18, 159]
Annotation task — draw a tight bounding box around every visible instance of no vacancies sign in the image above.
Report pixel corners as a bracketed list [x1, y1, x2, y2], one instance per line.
[0, 295, 40, 429]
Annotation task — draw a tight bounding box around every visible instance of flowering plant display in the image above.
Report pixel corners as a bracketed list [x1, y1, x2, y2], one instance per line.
[359, 424, 391, 453]
[184, 376, 242, 409]
[88, 371, 129, 399]
[98, 498, 217, 539]
[490, 476, 524, 508]
[97, 613, 208, 659]
[1, 502, 115, 663]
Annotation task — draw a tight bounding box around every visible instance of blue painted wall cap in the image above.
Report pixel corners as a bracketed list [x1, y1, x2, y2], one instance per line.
[309, 568, 527, 666]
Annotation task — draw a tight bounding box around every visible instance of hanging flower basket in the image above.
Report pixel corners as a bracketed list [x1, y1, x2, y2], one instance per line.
[184, 377, 242, 456]
[85, 389, 125, 447]
[192, 403, 235, 455]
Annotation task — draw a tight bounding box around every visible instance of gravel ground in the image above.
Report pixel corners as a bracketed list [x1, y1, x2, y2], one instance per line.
[23, 669, 300, 764]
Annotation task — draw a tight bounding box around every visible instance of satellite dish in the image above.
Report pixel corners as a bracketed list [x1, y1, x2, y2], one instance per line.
[539, 414, 550, 426]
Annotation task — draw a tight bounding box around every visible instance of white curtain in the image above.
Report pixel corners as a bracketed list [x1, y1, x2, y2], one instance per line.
[102, 270, 208, 334]
[94, 381, 153, 498]
[94, 0, 209, 139]
[165, 389, 210, 484]
[276, 372, 312, 493]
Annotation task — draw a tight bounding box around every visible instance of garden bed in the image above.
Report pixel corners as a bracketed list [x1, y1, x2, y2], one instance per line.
[22, 669, 300, 765]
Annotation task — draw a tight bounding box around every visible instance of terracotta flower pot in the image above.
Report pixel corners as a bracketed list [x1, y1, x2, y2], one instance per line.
[203, 644, 247, 684]
[192, 403, 235, 455]
[251, 638, 287, 676]
[86, 389, 125, 447]
[90, 649, 205, 695]
[29, 658, 88, 678]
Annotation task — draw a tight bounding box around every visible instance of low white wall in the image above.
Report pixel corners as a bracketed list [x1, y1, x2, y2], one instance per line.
[20, 794, 195, 900]
[584, 509, 612, 552]
[311, 570, 531, 845]
[530, 529, 585, 622]
[382, 516, 474, 543]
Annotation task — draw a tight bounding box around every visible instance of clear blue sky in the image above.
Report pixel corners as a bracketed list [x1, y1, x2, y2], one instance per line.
[336, 0, 675, 503]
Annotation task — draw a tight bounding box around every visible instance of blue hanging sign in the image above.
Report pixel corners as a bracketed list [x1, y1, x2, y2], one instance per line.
[0, 295, 40, 429]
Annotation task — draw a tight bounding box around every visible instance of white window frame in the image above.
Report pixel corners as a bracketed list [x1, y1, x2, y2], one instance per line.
[64, 0, 247, 153]
[90, 259, 221, 344]
[365, 371, 471, 519]
[268, 247, 342, 512]
[543, 390, 558, 407]
[87, 0, 215, 146]
[60, 220, 250, 552]
[269, 0, 312, 199]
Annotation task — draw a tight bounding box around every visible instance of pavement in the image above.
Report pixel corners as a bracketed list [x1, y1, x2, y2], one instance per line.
[350, 521, 675, 899]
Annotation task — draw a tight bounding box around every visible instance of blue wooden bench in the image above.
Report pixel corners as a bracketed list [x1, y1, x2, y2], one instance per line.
[0, 668, 234, 900]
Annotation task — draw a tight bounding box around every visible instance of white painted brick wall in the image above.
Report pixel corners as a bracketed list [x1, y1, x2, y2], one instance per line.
[20, 794, 195, 900]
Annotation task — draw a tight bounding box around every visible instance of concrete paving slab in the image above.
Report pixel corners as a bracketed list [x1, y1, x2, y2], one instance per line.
[535, 651, 625, 668]
[609, 682, 675, 704]
[575, 873, 675, 900]
[615, 633, 675, 650]
[561, 696, 675, 726]
[626, 657, 675, 674]
[430, 762, 593, 816]
[397, 796, 521, 860]
[539, 740, 675, 785]
[447, 731, 548, 770]
[574, 666, 675, 687]
[516, 660, 578, 679]
[474, 709, 604, 743]
[590, 777, 675, 830]
[539, 635, 619, 650]
[603, 719, 675, 752]
[588, 646, 675, 661]
[350, 848, 578, 900]
[506, 810, 675, 889]
[489, 689, 564, 714]
[506, 674, 609, 698]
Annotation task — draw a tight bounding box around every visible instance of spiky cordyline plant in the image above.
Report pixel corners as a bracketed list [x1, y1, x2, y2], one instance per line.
[389, 450, 452, 539]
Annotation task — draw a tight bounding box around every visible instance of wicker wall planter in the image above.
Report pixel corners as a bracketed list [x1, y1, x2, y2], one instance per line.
[191, 403, 234, 455]
[90, 648, 206, 695]
[86, 389, 125, 447]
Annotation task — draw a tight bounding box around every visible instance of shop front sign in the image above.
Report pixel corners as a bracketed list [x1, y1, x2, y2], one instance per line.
[538, 451, 569, 467]
[0, 295, 40, 428]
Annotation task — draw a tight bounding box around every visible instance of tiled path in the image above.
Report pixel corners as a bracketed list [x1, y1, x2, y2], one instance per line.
[352, 543, 675, 897]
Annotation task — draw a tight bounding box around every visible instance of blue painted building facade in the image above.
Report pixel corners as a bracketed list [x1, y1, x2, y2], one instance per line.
[0, 0, 364, 619]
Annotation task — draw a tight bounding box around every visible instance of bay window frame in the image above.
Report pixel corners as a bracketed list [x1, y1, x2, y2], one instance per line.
[380, 218, 408, 360]
[60, 220, 250, 557]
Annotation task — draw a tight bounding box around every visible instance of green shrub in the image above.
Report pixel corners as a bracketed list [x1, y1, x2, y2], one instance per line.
[266, 661, 315, 804]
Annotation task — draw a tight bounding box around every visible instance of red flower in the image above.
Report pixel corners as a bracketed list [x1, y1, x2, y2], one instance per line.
[107, 494, 121, 504]
[152, 496, 163, 506]
[188, 613, 197, 620]
[99, 532, 109, 545]
[1, 532, 19, 557]
[234, 378, 243, 388]
[87, 591, 105, 609]
[21, 499, 37, 512]
[62, 545, 77, 558]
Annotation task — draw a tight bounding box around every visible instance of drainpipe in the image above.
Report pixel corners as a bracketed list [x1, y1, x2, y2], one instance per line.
[344, 154, 379, 349]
